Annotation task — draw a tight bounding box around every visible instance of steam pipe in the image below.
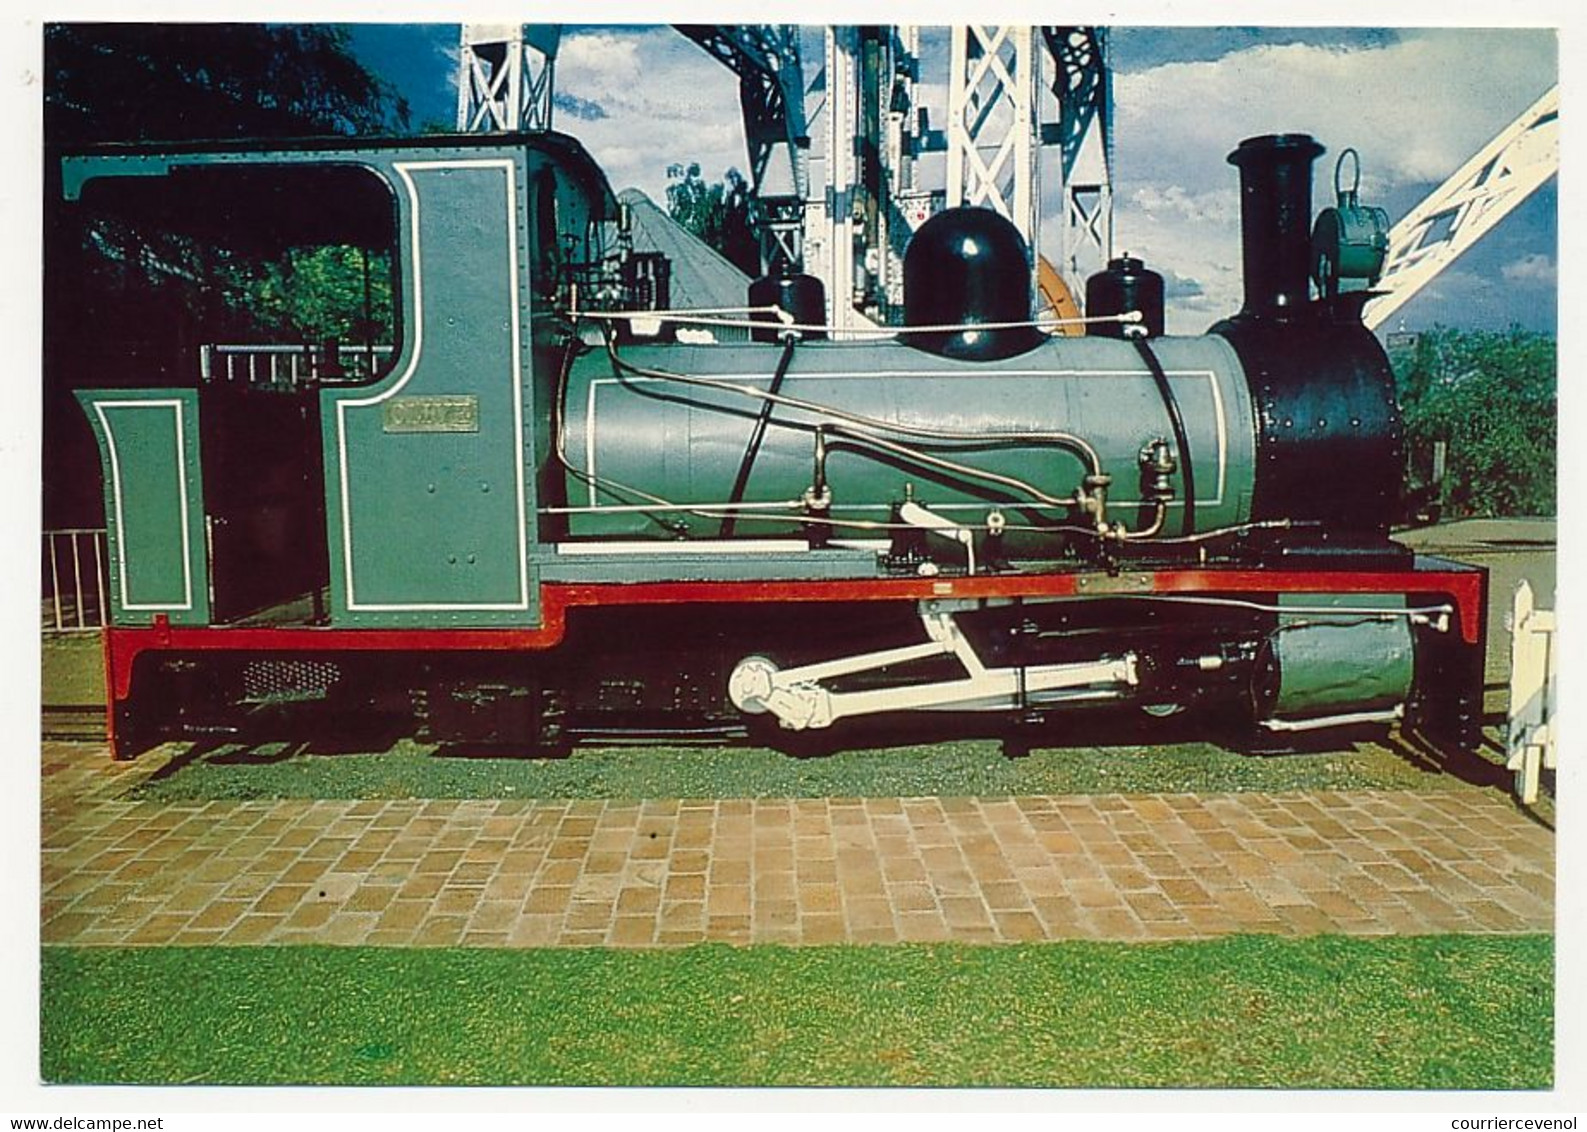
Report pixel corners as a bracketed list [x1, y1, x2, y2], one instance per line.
[1228, 134, 1325, 317]
[720, 334, 799, 538]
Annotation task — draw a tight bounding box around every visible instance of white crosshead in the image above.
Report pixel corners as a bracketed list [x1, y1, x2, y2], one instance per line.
[729, 600, 1138, 730]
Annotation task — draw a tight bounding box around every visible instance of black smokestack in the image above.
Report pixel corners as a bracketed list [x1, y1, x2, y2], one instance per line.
[1228, 134, 1325, 317]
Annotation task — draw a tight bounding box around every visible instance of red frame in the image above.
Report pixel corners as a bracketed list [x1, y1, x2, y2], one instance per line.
[104, 560, 1486, 738]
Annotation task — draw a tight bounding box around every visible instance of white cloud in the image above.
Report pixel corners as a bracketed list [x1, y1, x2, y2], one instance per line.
[1502, 253, 1557, 286]
[554, 28, 746, 203]
[1127, 185, 1239, 228]
[1115, 30, 1556, 191]
[557, 31, 643, 92]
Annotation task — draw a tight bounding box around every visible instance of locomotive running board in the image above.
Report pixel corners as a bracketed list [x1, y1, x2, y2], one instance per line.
[727, 600, 1138, 730]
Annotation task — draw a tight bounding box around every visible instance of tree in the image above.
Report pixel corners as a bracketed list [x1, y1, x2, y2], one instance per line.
[44, 23, 410, 146]
[665, 162, 760, 277]
[228, 245, 394, 347]
[1394, 326, 1556, 518]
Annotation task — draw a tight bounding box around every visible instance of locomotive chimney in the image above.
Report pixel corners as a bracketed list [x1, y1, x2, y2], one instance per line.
[1228, 134, 1325, 318]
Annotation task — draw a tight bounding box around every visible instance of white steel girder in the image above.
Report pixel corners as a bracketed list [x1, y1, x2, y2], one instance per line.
[1365, 84, 1558, 330]
[947, 26, 1040, 251]
[456, 23, 561, 133]
[813, 27, 890, 332]
[712, 25, 1110, 327]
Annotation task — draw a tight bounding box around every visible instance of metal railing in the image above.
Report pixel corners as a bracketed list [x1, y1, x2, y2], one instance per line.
[43, 529, 108, 634]
[199, 343, 394, 390]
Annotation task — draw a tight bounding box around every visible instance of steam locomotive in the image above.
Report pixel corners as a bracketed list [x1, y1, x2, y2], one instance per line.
[59, 126, 1486, 758]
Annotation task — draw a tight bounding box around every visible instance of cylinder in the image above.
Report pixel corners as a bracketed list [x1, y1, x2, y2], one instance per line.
[903, 207, 1043, 361]
[749, 273, 827, 343]
[1253, 597, 1414, 721]
[1228, 134, 1325, 318]
[1085, 255, 1165, 338]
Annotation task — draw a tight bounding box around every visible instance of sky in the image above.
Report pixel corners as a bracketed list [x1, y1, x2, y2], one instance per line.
[348, 22, 1557, 336]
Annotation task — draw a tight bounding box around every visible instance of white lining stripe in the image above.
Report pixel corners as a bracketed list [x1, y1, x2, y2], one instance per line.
[92, 399, 194, 612]
[555, 539, 889, 556]
[333, 158, 529, 613]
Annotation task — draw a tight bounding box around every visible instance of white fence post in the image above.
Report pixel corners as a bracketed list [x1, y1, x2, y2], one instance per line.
[1506, 580, 1557, 804]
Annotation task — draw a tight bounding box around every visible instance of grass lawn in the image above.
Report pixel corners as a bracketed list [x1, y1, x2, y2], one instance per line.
[42, 934, 1552, 1088]
[123, 727, 1518, 805]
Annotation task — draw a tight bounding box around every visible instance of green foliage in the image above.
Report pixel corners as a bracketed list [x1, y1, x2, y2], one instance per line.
[1394, 326, 1556, 518]
[226, 245, 394, 345]
[42, 937, 1554, 1086]
[664, 162, 723, 238]
[665, 161, 759, 276]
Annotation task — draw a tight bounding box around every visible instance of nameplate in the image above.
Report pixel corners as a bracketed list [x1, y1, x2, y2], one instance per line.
[383, 395, 479, 433]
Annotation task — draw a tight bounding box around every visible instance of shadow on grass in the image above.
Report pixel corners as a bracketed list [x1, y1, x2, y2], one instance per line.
[1382, 728, 1509, 789]
[140, 714, 415, 782]
[431, 740, 572, 761]
[1379, 723, 1554, 831]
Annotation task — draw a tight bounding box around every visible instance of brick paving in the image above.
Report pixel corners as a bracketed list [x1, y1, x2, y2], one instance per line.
[40, 743, 1554, 949]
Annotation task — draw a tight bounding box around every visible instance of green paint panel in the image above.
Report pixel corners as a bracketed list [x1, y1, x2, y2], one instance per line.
[323, 157, 537, 626]
[75, 390, 210, 626]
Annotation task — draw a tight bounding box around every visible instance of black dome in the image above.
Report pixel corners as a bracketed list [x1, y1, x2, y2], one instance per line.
[903, 207, 1042, 360]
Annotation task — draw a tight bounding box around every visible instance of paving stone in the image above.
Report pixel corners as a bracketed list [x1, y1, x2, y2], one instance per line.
[411, 915, 469, 946]
[1084, 907, 1148, 940]
[1123, 891, 1184, 923]
[39, 746, 1553, 950]
[220, 914, 285, 945]
[801, 913, 848, 944]
[940, 895, 993, 929]
[707, 885, 752, 917]
[505, 915, 563, 947]
[187, 899, 253, 933]
[658, 901, 705, 931]
[756, 872, 797, 903]
[321, 913, 380, 945]
[608, 915, 658, 947]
